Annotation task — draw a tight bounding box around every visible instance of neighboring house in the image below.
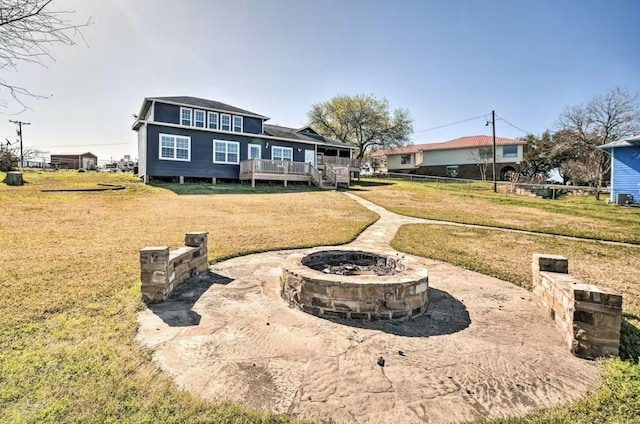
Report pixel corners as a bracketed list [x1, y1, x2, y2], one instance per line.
[50, 152, 98, 170]
[132, 96, 358, 186]
[383, 143, 430, 174]
[383, 135, 526, 180]
[599, 135, 640, 204]
[369, 149, 389, 174]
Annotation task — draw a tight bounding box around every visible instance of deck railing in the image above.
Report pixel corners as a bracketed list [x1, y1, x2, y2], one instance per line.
[318, 156, 360, 168]
[240, 159, 309, 175]
[325, 165, 337, 186]
[309, 164, 322, 186]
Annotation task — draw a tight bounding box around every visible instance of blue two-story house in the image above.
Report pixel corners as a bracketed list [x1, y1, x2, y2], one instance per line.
[132, 96, 358, 186]
[600, 135, 640, 204]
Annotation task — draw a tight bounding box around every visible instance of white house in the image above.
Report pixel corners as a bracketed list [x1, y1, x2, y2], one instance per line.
[383, 135, 526, 180]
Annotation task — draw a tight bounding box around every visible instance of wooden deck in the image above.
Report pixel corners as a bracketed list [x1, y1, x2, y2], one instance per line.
[239, 158, 352, 188]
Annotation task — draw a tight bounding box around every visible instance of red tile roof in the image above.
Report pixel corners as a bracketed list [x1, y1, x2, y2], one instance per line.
[381, 135, 525, 155]
[420, 135, 525, 151]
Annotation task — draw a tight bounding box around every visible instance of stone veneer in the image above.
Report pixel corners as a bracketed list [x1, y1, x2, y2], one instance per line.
[281, 249, 429, 320]
[532, 253, 623, 359]
[140, 232, 209, 303]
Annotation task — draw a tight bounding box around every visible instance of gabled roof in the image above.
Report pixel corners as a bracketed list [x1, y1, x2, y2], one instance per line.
[264, 124, 354, 149]
[419, 135, 525, 151]
[51, 152, 97, 158]
[599, 135, 640, 151]
[148, 96, 269, 119]
[296, 126, 320, 135]
[381, 135, 525, 156]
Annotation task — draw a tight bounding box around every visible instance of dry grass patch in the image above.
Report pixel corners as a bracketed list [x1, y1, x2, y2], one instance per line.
[391, 224, 640, 423]
[0, 170, 376, 422]
[353, 179, 640, 243]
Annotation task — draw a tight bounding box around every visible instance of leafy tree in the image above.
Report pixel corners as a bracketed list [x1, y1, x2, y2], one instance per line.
[555, 87, 640, 198]
[0, 0, 91, 111]
[519, 131, 576, 181]
[307, 94, 413, 159]
[520, 132, 554, 178]
[0, 144, 18, 171]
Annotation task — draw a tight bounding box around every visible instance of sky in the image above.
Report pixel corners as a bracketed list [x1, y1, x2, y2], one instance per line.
[1, 0, 639, 163]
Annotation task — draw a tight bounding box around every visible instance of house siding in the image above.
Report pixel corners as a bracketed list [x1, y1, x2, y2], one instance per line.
[138, 124, 147, 180]
[153, 102, 263, 135]
[610, 146, 640, 203]
[386, 151, 422, 172]
[153, 102, 180, 125]
[417, 163, 520, 180]
[420, 145, 523, 167]
[145, 124, 314, 179]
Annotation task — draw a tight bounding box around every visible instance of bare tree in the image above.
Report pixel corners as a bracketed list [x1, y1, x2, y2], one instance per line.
[468, 146, 493, 181]
[555, 88, 640, 198]
[0, 0, 91, 112]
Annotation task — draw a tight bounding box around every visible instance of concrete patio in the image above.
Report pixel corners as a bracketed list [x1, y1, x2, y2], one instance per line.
[137, 193, 599, 423]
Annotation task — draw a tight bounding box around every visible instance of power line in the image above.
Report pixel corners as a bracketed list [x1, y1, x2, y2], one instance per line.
[411, 113, 489, 135]
[496, 115, 532, 135]
[30, 142, 132, 149]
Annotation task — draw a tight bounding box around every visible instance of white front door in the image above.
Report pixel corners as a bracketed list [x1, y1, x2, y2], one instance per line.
[248, 144, 261, 159]
[304, 149, 315, 167]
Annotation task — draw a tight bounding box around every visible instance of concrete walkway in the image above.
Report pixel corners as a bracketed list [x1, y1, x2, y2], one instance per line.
[137, 195, 600, 424]
[343, 191, 640, 249]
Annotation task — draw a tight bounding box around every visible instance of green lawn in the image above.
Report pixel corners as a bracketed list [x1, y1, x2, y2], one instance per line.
[0, 170, 376, 423]
[352, 178, 640, 243]
[2, 171, 639, 423]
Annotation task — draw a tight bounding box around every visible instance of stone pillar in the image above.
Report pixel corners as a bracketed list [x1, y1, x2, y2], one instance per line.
[572, 284, 623, 358]
[531, 253, 622, 359]
[185, 232, 209, 273]
[140, 246, 170, 303]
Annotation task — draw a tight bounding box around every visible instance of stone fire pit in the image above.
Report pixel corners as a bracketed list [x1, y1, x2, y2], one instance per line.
[281, 249, 429, 320]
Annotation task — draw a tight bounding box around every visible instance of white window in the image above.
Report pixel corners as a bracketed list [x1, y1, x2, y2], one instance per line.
[233, 115, 243, 133]
[220, 114, 231, 131]
[503, 145, 518, 158]
[213, 140, 240, 164]
[446, 165, 459, 177]
[208, 112, 218, 130]
[194, 110, 205, 128]
[159, 134, 190, 161]
[401, 154, 411, 165]
[272, 146, 293, 161]
[180, 107, 192, 126]
[248, 143, 261, 159]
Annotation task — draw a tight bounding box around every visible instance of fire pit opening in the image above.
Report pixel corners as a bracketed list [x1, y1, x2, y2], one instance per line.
[281, 249, 429, 321]
[302, 250, 403, 276]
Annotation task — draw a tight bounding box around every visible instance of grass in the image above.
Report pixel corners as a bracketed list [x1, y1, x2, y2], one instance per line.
[3, 170, 639, 423]
[0, 170, 377, 423]
[352, 179, 640, 244]
[151, 180, 324, 195]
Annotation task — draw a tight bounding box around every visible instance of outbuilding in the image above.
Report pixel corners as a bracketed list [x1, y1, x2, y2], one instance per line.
[50, 152, 98, 170]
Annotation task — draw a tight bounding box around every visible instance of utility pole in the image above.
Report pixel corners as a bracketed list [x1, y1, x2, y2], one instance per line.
[491, 110, 497, 193]
[9, 120, 31, 168]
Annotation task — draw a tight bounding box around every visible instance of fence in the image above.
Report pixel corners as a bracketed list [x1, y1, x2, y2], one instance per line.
[374, 172, 611, 196]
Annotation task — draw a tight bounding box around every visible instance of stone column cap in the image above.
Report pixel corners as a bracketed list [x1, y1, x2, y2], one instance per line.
[140, 246, 170, 252]
[185, 231, 208, 236]
[533, 253, 568, 260]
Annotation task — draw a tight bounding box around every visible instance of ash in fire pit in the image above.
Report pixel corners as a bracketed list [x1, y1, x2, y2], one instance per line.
[281, 249, 428, 321]
[302, 251, 403, 276]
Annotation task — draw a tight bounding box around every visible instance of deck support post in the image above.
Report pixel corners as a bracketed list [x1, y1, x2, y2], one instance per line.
[211, 177, 216, 185]
[179, 176, 184, 184]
